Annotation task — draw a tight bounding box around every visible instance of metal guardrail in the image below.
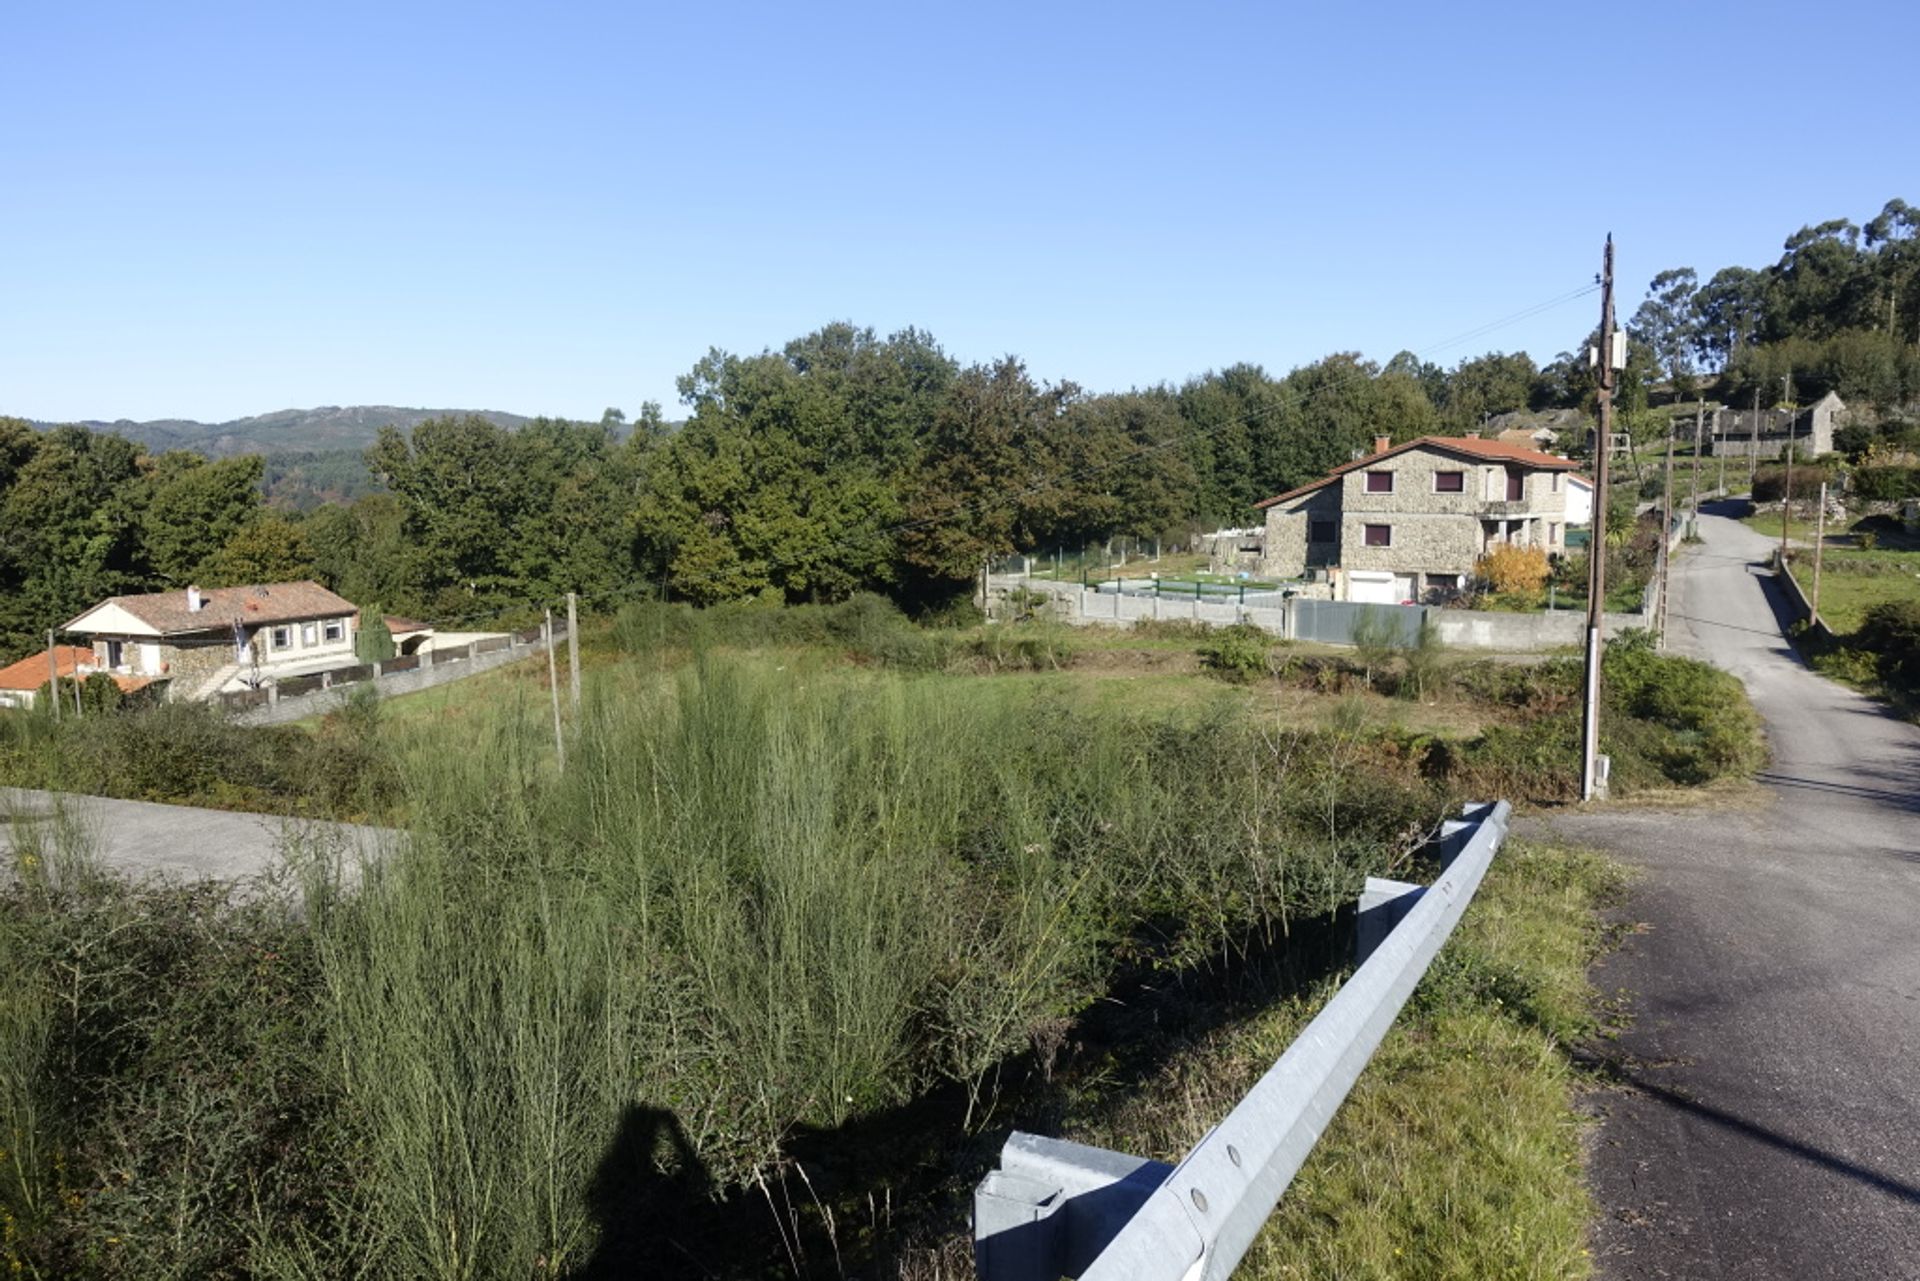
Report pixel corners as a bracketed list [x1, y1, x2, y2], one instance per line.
[974, 800, 1512, 1281]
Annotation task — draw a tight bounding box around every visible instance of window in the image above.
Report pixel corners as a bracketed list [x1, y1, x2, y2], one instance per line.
[106, 640, 124, 668]
[272, 626, 292, 650]
[323, 620, 345, 643]
[1548, 522, 1560, 543]
[1364, 470, 1394, 494]
[1506, 470, 1525, 501]
[1433, 470, 1465, 493]
[301, 623, 317, 647]
[1552, 473, 1561, 491]
[1363, 524, 1392, 547]
[1309, 519, 1336, 543]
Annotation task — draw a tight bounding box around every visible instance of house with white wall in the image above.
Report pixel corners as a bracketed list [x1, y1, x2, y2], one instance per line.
[63, 581, 360, 700]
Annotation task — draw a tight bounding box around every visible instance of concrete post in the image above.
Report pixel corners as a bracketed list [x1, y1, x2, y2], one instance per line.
[468, 641, 480, 662]
[267, 680, 279, 707]
[321, 671, 332, 690]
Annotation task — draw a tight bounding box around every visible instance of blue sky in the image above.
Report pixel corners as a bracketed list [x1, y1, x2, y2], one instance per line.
[2, 0, 1913, 424]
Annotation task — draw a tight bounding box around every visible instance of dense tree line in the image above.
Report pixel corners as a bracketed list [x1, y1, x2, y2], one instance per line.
[1627, 197, 1920, 412]
[9, 196, 1910, 662]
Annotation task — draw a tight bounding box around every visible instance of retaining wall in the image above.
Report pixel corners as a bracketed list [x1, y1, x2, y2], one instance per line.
[992, 577, 1649, 652]
[231, 629, 562, 726]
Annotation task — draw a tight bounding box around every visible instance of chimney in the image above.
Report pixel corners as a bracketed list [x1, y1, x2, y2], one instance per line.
[1372, 434, 1391, 455]
[1463, 429, 1481, 439]
[187, 586, 203, 613]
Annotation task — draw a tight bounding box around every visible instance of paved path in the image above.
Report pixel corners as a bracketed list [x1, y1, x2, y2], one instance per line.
[1531, 502, 1920, 1279]
[0, 787, 388, 887]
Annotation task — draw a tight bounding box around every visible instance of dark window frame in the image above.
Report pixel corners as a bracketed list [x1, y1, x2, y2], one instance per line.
[1363, 523, 1392, 548]
[1433, 470, 1465, 493]
[1364, 469, 1394, 494]
[1308, 519, 1337, 543]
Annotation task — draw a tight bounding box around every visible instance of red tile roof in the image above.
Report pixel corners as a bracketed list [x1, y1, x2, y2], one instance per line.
[0, 646, 95, 691]
[1253, 436, 1579, 509]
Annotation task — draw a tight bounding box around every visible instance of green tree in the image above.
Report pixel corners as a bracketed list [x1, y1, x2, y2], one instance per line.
[196, 515, 314, 587]
[355, 607, 396, 663]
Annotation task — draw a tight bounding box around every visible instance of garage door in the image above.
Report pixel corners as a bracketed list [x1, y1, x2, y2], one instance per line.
[1347, 571, 1397, 604]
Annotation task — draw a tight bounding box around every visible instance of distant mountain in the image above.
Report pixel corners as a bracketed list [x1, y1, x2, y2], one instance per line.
[31, 406, 538, 458]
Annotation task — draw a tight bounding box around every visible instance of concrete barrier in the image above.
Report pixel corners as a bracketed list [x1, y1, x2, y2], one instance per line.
[233, 629, 563, 726]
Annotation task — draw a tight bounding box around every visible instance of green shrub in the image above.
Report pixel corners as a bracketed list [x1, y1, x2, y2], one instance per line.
[1851, 465, 1920, 501]
[1857, 599, 1920, 697]
[1199, 623, 1276, 682]
[1752, 462, 1837, 502]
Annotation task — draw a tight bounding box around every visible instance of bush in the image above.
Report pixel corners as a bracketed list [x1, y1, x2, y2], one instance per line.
[1752, 462, 1837, 502]
[1857, 599, 1920, 697]
[1475, 544, 1550, 595]
[1199, 623, 1277, 682]
[1851, 465, 1920, 501]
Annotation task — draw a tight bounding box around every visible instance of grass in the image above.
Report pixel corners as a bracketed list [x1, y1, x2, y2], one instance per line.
[0, 600, 1762, 1278]
[1062, 839, 1629, 1280]
[3, 653, 1447, 1279]
[1785, 546, 1920, 634]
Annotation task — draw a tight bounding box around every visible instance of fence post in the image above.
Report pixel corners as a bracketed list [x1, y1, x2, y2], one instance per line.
[267, 680, 279, 707]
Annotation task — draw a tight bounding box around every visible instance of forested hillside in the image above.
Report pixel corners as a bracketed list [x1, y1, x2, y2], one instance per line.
[4, 196, 1912, 663]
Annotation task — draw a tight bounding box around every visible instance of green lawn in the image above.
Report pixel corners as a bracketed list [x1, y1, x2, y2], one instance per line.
[1791, 547, 1920, 633]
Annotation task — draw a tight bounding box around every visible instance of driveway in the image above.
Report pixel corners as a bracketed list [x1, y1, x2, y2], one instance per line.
[0, 787, 389, 889]
[1531, 502, 1920, 1279]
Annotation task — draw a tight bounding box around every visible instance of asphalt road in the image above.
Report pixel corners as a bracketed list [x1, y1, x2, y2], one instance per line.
[0, 786, 386, 890]
[1534, 501, 1920, 1279]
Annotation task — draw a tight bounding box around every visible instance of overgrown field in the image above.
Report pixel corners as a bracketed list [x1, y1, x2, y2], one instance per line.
[0, 600, 1761, 1278]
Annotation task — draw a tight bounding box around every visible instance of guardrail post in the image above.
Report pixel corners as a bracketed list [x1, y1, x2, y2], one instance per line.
[975, 1134, 1174, 1281]
[979, 800, 1512, 1281]
[1355, 877, 1424, 964]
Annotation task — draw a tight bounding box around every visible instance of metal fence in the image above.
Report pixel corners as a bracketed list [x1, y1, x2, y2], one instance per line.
[1290, 599, 1430, 647]
[975, 801, 1512, 1281]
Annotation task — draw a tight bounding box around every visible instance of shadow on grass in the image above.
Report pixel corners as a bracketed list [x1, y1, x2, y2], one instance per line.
[565, 909, 1359, 1280]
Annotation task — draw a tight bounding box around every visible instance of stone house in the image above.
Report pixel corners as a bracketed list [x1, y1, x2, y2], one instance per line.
[1254, 434, 1579, 603]
[63, 581, 359, 701]
[1706, 390, 1846, 460]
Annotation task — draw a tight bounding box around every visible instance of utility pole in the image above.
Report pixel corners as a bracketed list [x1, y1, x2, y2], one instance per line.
[1810, 481, 1828, 627]
[1716, 403, 1727, 495]
[545, 609, 566, 774]
[1691, 398, 1705, 520]
[1658, 417, 1676, 649]
[1780, 376, 1795, 558]
[565, 591, 581, 714]
[1582, 236, 1621, 804]
[46, 631, 60, 722]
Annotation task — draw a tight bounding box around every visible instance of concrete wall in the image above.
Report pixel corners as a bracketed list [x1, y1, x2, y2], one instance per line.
[1772, 550, 1835, 642]
[231, 629, 560, 726]
[990, 576, 1648, 651]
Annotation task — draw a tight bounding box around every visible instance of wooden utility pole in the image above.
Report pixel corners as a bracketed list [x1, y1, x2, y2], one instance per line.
[1691, 398, 1705, 519]
[1658, 418, 1676, 648]
[565, 591, 581, 714]
[1810, 481, 1828, 626]
[545, 610, 566, 774]
[1781, 377, 1795, 558]
[46, 630, 60, 722]
[1582, 236, 1619, 803]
